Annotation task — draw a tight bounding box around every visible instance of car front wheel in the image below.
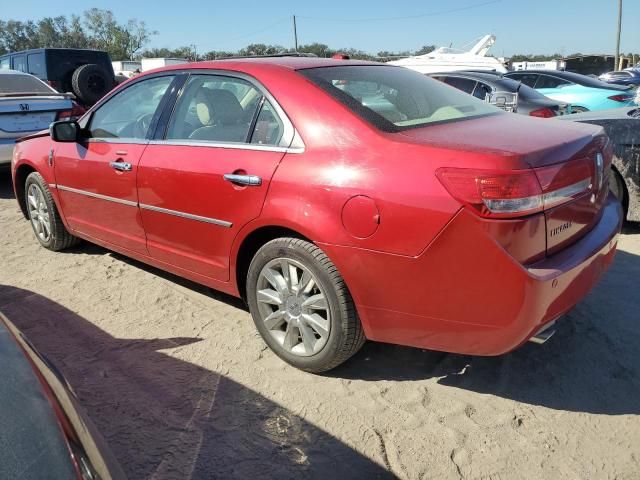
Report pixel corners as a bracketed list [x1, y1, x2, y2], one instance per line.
[246, 238, 365, 373]
[25, 172, 79, 251]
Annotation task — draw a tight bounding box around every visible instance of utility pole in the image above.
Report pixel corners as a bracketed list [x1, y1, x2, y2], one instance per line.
[293, 15, 298, 52]
[615, 0, 622, 70]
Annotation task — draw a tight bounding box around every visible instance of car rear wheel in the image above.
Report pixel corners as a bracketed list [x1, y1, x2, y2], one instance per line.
[246, 238, 365, 373]
[25, 172, 79, 251]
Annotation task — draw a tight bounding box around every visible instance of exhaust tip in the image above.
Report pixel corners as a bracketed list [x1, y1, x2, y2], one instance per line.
[529, 321, 556, 345]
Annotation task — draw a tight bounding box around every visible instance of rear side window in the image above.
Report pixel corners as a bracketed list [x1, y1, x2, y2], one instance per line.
[300, 66, 499, 132]
[166, 75, 264, 144]
[472, 82, 492, 100]
[12, 55, 27, 73]
[250, 100, 284, 145]
[535, 75, 571, 89]
[0, 73, 53, 94]
[27, 53, 46, 77]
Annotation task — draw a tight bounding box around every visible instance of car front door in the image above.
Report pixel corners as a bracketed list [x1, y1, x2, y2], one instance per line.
[137, 73, 296, 281]
[53, 74, 175, 254]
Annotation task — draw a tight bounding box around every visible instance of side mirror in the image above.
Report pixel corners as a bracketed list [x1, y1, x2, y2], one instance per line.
[50, 120, 80, 143]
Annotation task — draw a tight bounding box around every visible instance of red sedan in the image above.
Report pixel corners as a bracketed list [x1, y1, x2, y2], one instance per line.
[11, 57, 622, 372]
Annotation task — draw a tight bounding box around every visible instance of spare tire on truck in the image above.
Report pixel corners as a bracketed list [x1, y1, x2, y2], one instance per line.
[71, 64, 113, 106]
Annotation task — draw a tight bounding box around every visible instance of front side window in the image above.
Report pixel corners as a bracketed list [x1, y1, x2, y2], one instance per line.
[535, 75, 571, 89]
[166, 75, 264, 143]
[0, 58, 10, 70]
[300, 66, 500, 132]
[88, 75, 173, 139]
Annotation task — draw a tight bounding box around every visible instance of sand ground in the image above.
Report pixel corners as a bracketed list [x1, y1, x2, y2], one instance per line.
[0, 170, 638, 479]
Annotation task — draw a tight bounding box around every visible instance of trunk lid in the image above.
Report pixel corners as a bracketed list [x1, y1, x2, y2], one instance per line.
[0, 96, 72, 138]
[394, 113, 610, 255]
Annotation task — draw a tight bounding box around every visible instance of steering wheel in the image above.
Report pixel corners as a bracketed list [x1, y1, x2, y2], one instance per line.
[132, 113, 154, 138]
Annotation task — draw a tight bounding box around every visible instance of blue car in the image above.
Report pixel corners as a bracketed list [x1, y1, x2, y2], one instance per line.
[505, 70, 637, 112]
[599, 70, 640, 87]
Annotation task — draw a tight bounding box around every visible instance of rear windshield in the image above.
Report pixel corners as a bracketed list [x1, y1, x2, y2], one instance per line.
[0, 73, 54, 94]
[300, 65, 500, 132]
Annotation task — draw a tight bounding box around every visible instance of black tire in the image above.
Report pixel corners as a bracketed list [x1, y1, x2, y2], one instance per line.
[246, 238, 365, 373]
[25, 172, 79, 251]
[71, 64, 113, 105]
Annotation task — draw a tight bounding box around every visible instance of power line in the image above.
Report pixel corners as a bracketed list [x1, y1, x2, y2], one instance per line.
[296, 0, 502, 23]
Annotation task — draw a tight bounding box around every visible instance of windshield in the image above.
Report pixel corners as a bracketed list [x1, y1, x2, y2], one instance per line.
[0, 73, 55, 94]
[300, 65, 501, 132]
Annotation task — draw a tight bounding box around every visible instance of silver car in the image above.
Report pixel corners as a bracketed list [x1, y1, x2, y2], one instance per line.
[0, 70, 78, 166]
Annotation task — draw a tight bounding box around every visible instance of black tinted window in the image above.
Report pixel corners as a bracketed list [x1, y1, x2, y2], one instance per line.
[535, 75, 571, 89]
[443, 77, 477, 94]
[472, 82, 492, 99]
[507, 73, 538, 87]
[27, 53, 45, 77]
[12, 55, 26, 72]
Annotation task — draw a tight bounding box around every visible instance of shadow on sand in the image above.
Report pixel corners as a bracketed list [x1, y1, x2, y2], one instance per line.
[0, 285, 392, 479]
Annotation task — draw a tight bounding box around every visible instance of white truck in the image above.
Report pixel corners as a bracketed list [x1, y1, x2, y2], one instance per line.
[111, 60, 142, 78]
[511, 60, 566, 71]
[140, 58, 189, 71]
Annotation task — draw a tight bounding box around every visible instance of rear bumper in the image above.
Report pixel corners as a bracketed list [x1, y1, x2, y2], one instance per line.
[0, 138, 16, 165]
[321, 194, 622, 355]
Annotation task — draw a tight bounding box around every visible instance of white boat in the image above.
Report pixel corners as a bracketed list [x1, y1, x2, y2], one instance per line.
[388, 35, 507, 74]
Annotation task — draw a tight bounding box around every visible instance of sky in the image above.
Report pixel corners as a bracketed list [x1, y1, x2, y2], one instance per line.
[3, 0, 639, 57]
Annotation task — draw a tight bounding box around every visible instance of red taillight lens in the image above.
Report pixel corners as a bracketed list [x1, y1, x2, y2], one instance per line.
[47, 80, 61, 91]
[529, 108, 556, 118]
[608, 94, 632, 102]
[436, 159, 593, 218]
[57, 102, 86, 121]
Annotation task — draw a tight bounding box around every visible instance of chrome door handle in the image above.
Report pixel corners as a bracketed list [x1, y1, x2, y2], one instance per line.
[223, 173, 262, 186]
[110, 161, 132, 172]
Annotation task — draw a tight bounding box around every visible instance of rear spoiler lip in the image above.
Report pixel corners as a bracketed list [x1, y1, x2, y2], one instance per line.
[15, 129, 50, 144]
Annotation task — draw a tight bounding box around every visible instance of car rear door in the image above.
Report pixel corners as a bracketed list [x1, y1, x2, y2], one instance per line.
[53, 74, 176, 254]
[137, 72, 296, 281]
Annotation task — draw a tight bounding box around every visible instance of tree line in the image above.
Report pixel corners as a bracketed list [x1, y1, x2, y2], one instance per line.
[2, 10, 633, 63]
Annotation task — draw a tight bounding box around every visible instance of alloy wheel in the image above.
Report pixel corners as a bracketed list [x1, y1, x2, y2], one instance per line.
[256, 258, 331, 357]
[27, 183, 51, 242]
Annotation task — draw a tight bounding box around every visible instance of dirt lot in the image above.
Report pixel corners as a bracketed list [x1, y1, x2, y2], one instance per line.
[0, 169, 639, 480]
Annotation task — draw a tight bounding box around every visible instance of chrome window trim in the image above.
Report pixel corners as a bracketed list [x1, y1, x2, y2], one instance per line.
[139, 203, 232, 228]
[56, 184, 233, 227]
[146, 139, 304, 154]
[57, 185, 138, 207]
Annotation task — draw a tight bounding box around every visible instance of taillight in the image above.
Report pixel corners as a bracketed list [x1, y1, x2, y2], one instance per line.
[47, 80, 61, 91]
[57, 102, 86, 121]
[529, 108, 556, 118]
[436, 158, 593, 218]
[608, 94, 632, 102]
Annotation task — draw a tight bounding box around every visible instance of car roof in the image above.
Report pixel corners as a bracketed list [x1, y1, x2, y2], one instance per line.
[154, 56, 384, 73]
[432, 71, 507, 82]
[0, 69, 31, 75]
